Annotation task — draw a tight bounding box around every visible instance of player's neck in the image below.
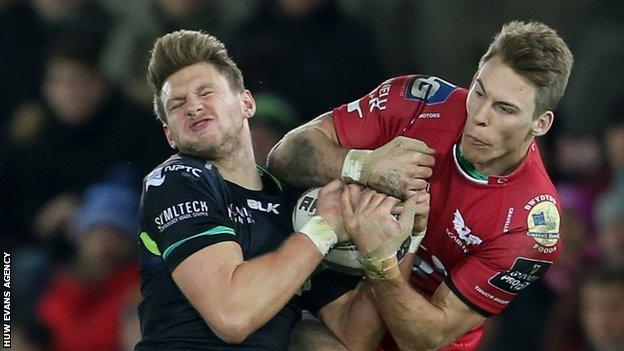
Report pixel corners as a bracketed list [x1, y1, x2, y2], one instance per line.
[215, 137, 262, 190]
[471, 141, 532, 177]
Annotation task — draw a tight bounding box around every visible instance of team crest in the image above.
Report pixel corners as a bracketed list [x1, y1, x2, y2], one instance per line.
[445, 209, 483, 253]
[452, 210, 483, 245]
[526, 201, 560, 247]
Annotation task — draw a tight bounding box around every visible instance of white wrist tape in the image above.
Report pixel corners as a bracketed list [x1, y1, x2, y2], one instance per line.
[408, 228, 427, 253]
[359, 254, 401, 280]
[341, 149, 373, 184]
[299, 216, 338, 255]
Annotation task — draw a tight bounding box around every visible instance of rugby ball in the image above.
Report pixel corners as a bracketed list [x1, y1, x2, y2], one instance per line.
[292, 187, 411, 276]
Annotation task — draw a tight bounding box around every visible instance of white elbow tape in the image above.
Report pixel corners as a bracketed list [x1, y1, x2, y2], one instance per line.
[408, 228, 427, 254]
[341, 149, 373, 184]
[298, 216, 338, 255]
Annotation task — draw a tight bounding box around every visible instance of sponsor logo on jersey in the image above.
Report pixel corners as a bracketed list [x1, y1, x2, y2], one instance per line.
[502, 207, 515, 233]
[145, 169, 166, 190]
[228, 204, 255, 224]
[404, 75, 457, 105]
[347, 100, 363, 118]
[163, 164, 202, 177]
[524, 198, 560, 247]
[474, 285, 510, 305]
[145, 164, 202, 190]
[154, 200, 209, 231]
[246, 199, 280, 214]
[368, 82, 392, 112]
[418, 112, 440, 119]
[533, 243, 557, 254]
[488, 257, 552, 294]
[445, 209, 483, 253]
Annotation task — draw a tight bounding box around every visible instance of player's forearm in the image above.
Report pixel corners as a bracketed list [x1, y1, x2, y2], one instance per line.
[321, 282, 386, 351]
[208, 234, 323, 340]
[371, 277, 446, 350]
[268, 118, 348, 188]
[399, 253, 416, 280]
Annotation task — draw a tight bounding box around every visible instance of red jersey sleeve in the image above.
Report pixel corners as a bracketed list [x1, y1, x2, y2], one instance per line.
[446, 199, 562, 316]
[332, 75, 421, 149]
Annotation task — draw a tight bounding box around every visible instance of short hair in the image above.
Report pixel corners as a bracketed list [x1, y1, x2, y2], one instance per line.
[147, 30, 244, 123]
[479, 21, 574, 116]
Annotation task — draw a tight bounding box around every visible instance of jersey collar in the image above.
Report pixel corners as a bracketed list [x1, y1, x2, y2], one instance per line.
[452, 142, 537, 186]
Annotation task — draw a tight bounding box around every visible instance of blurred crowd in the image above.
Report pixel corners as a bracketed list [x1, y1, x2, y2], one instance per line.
[0, 0, 622, 350]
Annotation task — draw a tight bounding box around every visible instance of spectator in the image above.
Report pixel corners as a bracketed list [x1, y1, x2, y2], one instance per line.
[30, 0, 112, 48]
[100, 0, 226, 106]
[580, 269, 624, 351]
[0, 1, 44, 120]
[1, 37, 167, 247]
[35, 179, 140, 351]
[594, 188, 624, 270]
[249, 92, 300, 165]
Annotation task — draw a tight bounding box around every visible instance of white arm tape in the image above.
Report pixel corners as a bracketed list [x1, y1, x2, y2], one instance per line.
[298, 216, 338, 255]
[408, 228, 427, 253]
[341, 149, 373, 184]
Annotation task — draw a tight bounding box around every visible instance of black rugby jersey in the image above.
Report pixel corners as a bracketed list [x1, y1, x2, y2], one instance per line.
[135, 153, 300, 351]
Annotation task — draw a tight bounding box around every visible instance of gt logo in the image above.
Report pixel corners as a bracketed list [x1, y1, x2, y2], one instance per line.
[247, 199, 280, 214]
[405, 75, 457, 104]
[410, 77, 441, 100]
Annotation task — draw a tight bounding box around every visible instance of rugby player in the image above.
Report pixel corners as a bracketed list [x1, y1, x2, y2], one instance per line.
[134, 30, 395, 350]
[269, 21, 573, 350]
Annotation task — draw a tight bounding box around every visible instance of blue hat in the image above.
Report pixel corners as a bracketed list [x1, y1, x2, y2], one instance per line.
[72, 182, 140, 239]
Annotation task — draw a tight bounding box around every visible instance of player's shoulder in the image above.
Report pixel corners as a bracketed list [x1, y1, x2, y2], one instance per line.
[502, 184, 561, 255]
[142, 153, 222, 194]
[373, 74, 468, 122]
[382, 74, 467, 104]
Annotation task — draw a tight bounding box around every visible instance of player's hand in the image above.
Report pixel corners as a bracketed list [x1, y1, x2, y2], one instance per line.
[362, 136, 435, 200]
[394, 190, 430, 235]
[315, 180, 349, 242]
[340, 185, 418, 260]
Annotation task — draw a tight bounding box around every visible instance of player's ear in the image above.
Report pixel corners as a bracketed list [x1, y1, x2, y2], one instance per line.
[241, 90, 256, 119]
[163, 123, 176, 149]
[531, 110, 554, 137]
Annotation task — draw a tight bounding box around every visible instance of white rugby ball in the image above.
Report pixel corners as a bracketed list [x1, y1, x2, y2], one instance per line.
[292, 187, 411, 276]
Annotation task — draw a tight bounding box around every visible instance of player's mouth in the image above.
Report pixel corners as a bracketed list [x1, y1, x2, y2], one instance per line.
[189, 118, 212, 131]
[466, 134, 490, 147]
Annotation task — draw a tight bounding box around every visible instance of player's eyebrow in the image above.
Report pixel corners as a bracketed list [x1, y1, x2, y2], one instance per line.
[476, 78, 521, 111]
[195, 83, 211, 92]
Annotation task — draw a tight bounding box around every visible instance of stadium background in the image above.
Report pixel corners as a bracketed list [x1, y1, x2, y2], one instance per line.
[1, 0, 623, 350]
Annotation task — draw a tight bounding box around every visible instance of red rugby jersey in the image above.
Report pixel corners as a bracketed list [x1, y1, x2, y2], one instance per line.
[332, 75, 562, 350]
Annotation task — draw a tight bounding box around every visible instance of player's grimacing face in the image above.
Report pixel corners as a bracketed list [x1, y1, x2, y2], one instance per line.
[460, 56, 544, 174]
[161, 62, 252, 158]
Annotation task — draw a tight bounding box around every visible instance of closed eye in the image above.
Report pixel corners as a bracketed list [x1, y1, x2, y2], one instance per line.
[169, 101, 184, 111]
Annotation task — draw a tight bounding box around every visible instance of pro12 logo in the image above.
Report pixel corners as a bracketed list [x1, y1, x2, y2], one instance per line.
[488, 257, 552, 294]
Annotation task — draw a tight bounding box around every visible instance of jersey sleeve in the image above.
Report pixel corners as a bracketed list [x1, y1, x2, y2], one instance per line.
[140, 163, 237, 271]
[446, 203, 561, 317]
[332, 75, 420, 149]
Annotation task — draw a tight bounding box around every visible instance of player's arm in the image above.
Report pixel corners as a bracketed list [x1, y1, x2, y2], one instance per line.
[371, 279, 485, 350]
[162, 179, 348, 344]
[313, 281, 385, 351]
[340, 184, 482, 350]
[173, 236, 321, 344]
[268, 77, 435, 200]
